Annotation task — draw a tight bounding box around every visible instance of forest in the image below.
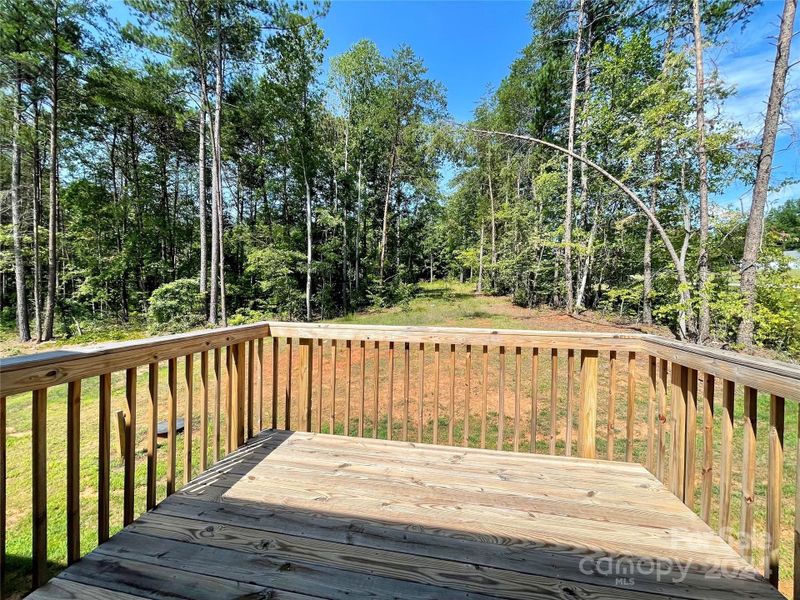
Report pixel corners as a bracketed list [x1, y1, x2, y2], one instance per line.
[1, 0, 798, 357]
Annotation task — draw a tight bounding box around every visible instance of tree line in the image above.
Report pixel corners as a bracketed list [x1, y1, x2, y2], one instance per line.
[440, 0, 798, 354]
[1, 0, 798, 357]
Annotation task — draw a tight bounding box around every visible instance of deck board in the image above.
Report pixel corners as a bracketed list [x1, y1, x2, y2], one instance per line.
[30, 430, 781, 599]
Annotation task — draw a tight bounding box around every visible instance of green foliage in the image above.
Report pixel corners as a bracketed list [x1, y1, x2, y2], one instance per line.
[147, 278, 206, 333]
[767, 198, 800, 250]
[244, 247, 307, 319]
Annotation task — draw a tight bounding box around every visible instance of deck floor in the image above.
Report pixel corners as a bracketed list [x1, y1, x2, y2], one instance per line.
[31, 430, 780, 599]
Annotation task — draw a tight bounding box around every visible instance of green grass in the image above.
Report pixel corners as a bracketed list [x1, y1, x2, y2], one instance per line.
[2, 281, 797, 597]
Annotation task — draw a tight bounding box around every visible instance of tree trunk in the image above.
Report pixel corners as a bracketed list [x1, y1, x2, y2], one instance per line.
[11, 55, 30, 342]
[32, 101, 43, 341]
[575, 199, 600, 309]
[43, 3, 60, 340]
[379, 144, 397, 282]
[692, 0, 711, 342]
[563, 0, 586, 313]
[487, 152, 497, 267]
[303, 159, 312, 321]
[737, 0, 796, 347]
[477, 220, 485, 294]
[354, 160, 362, 296]
[643, 3, 677, 325]
[199, 105, 208, 295]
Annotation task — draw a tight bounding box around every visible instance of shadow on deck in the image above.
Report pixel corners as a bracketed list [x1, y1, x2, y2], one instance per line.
[29, 429, 781, 600]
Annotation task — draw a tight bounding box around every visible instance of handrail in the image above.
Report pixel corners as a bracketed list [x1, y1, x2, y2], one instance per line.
[0, 323, 269, 397]
[2, 321, 798, 400]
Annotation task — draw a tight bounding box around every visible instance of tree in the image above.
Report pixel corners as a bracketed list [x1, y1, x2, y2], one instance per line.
[737, 0, 797, 347]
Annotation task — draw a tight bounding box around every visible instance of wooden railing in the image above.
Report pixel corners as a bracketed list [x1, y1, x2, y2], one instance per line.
[0, 322, 798, 598]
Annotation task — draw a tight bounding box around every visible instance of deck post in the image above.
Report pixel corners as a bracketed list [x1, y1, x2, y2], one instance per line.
[578, 350, 598, 459]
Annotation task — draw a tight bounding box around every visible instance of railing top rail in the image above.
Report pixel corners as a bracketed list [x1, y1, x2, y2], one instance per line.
[640, 334, 800, 400]
[0, 322, 269, 397]
[0, 320, 797, 400]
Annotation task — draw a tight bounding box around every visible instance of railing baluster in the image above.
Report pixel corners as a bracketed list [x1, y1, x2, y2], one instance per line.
[346, 340, 352, 436]
[388, 342, 395, 440]
[373, 341, 380, 438]
[0, 395, 5, 598]
[765, 394, 784, 587]
[271, 338, 279, 430]
[200, 351, 209, 472]
[403, 342, 409, 441]
[418, 343, 425, 443]
[795, 409, 800, 600]
[719, 379, 735, 541]
[123, 369, 136, 525]
[147, 362, 158, 510]
[330, 340, 338, 434]
[464, 344, 471, 447]
[657, 358, 668, 482]
[99, 373, 111, 542]
[626, 352, 636, 462]
[247, 341, 255, 439]
[566, 349, 574, 457]
[167, 358, 177, 496]
[481, 345, 488, 449]
[740, 385, 758, 561]
[700, 373, 715, 524]
[550, 348, 558, 456]
[32, 388, 48, 589]
[285, 339, 293, 431]
[530, 347, 538, 453]
[359, 340, 366, 438]
[498, 346, 506, 451]
[578, 349, 599, 459]
[299, 339, 313, 433]
[669, 363, 687, 500]
[184, 355, 194, 483]
[448, 344, 455, 446]
[233, 343, 246, 446]
[226, 346, 233, 449]
[433, 343, 440, 445]
[684, 369, 698, 508]
[214, 348, 222, 459]
[647, 355, 656, 470]
[258, 338, 264, 432]
[514, 347, 521, 452]
[608, 350, 617, 461]
[317, 339, 323, 434]
[66, 381, 81, 563]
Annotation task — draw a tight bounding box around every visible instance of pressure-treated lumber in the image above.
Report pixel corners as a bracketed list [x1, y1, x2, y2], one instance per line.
[123, 369, 137, 525]
[740, 386, 757, 561]
[99, 372, 111, 542]
[578, 349, 598, 459]
[66, 381, 81, 564]
[765, 394, 783, 586]
[718, 379, 735, 542]
[32, 388, 48, 589]
[28, 430, 783, 600]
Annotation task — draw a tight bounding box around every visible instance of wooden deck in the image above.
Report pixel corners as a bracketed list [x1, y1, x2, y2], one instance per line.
[30, 430, 780, 600]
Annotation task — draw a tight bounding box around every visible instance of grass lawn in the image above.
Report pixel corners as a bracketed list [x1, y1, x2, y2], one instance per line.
[2, 281, 797, 598]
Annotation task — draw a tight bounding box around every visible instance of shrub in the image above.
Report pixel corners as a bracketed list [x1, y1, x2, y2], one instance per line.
[147, 278, 206, 333]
